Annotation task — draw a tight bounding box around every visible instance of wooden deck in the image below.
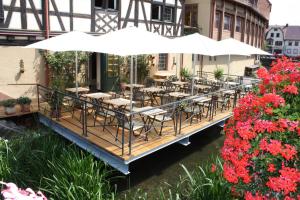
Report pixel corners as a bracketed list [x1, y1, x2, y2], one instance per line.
[39, 104, 232, 162]
[0, 99, 39, 119]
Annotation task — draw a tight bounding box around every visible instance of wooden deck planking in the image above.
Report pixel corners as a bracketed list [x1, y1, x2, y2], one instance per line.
[39, 104, 232, 161]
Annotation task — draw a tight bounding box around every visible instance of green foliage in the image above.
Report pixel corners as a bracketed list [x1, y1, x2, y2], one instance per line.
[137, 55, 150, 84]
[16, 96, 32, 105]
[213, 68, 224, 80]
[45, 51, 89, 90]
[0, 99, 17, 107]
[0, 130, 115, 200]
[180, 67, 191, 80]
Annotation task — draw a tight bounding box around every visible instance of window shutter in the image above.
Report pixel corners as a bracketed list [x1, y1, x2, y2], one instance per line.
[0, 0, 4, 22]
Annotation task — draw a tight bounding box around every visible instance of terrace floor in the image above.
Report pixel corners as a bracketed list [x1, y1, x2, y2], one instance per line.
[39, 104, 232, 163]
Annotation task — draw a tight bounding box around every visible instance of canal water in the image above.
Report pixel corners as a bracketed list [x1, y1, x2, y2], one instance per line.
[117, 125, 225, 199]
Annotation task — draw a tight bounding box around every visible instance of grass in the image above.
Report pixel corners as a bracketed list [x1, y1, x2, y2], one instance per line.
[122, 156, 233, 200]
[0, 129, 115, 200]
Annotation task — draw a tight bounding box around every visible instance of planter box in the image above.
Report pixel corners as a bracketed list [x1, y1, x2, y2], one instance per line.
[21, 104, 31, 112]
[5, 106, 16, 115]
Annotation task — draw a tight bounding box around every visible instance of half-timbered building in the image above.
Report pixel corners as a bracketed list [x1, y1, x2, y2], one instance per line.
[0, 0, 184, 97]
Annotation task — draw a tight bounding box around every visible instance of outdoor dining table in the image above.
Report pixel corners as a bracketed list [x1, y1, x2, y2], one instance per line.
[82, 92, 111, 100]
[222, 89, 236, 95]
[226, 81, 239, 87]
[133, 106, 167, 140]
[124, 83, 144, 89]
[104, 98, 135, 109]
[140, 87, 164, 106]
[172, 81, 188, 91]
[169, 92, 190, 100]
[191, 96, 211, 103]
[65, 87, 90, 94]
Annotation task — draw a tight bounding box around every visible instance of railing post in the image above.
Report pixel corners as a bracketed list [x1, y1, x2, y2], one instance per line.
[121, 112, 125, 156]
[37, 85, 40, 111]
[128, 113, 132, 155]
[55, 91, 60, 121]
[82, 101, 88, 137]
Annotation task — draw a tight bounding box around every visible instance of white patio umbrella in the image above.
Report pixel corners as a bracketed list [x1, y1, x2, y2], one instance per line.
[25, 31, 95, 96]
[91, 26, 172, 111]
[171, 33, 219, 95]
[216, 38, 270, 82]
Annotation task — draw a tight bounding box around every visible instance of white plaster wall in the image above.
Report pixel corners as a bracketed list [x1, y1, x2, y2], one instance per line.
[73, 18, 91, 32]
[26, 13, 43, 30]
[51, 0, 70, 13]
[121, 0, 135, 19]
[7, 12, 21, 29]
[0, 46, 45, 98]
[73, 0, 91, 14]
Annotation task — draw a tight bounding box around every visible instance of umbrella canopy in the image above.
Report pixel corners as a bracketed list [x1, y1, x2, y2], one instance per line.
[90, 26, 172, 56]
[216, 38, 271, 56]
[25, 31, 95, 52]
[170, 33, 219, 56]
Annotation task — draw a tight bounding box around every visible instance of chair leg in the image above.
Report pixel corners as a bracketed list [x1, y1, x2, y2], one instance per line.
[103, 115, 107, 131]
[159, 122, 164, 136]
[115, 125, 119, 141]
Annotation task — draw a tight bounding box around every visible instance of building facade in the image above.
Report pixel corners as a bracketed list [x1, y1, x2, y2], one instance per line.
[265, 25, 300, 57]
[0, 0, 184, 97]
[265, 26, 284, 54]
[181, 0, 271, 77]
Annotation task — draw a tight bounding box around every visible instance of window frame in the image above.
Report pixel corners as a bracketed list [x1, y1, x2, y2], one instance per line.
[288, 41, 293, 46]
[223, 14, 232, 31]
[151, 4, 161, 21]
[164, 6, 175, 22]
[184, 4, 198, 27]
[235, 17, 242, 32]
[158, 54, 168, 71]
[295, 41, 299, 46]
[270, 33, 274, 37]
[95, 0, 118, 10]
[276, 33, 280, 38]
[215, 11, 221, 29]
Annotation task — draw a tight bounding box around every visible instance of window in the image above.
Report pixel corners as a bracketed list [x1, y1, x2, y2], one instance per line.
[151, 4, 161, 20]
[95, 0, 118, 10]
[0, 0, 4, 22]
[224, 15, 232, 31]
[276, 33, 280, 38]
[270, 33, 274, 37]
[293, 49, 298, 55]
[164, 6, 174, 22]
[95, 0, 104, 8]
[286, 49, 291, 54]
[236, 17, 242, 32]
[275, 41, 282, 46]
[274, 28, 278, 31]
[267, 40, 273, 45]
[158, 54, 168, 70]
[107, 55, 119, 77]
[108, 0, 117, 10]
[215, 12, 221, 29]
[288, 41, 293, 46]
[295, 41, 299, 46]
[185, 4, 198, 27]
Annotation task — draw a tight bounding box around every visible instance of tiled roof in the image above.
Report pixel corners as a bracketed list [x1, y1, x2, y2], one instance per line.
[283, 26, 300, 40]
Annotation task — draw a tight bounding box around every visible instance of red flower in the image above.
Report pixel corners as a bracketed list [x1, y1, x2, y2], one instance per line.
[283, 85, 298, 95]
[211, 164, 216, 173]
[281, 144, 297, 161]
[245, 191, 267, 200]
[267, 164, 276, 173]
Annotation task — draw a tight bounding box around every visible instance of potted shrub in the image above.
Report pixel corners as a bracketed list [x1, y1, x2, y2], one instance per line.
[180, 67, 191, 81]
[17, 96, 32, 112]
[1, 99, 17, 115]
[213, 67, 224, 81]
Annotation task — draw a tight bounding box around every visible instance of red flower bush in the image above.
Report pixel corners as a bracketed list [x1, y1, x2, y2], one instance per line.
[221, 57, 300, 199]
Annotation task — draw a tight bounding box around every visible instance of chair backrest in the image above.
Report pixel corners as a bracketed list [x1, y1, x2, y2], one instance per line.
[113, 108, 129, 126]
[133, 87, 144, 100]
[144, 77, 155, 87]
[168, 75, 178, 82]
[163, 80, 175, 92]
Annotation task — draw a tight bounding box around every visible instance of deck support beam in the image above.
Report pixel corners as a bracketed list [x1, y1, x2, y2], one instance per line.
[39, 114, 130, 175]
[178, 137, 190, 146]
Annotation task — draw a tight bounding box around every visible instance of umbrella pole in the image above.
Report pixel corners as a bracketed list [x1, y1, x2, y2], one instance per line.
[135, 55, 137, 84]
[130, 55, 133, 112]
[192, 54, 195, 96]
[75, 51, 78, 97]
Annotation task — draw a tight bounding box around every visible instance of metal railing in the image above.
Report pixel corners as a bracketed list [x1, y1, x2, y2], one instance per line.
[34, 81, 257, 156]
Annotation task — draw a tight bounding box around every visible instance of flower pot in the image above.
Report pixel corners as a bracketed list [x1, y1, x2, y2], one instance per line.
[5, 106, 16, 115]
[21, 104, 31, 112]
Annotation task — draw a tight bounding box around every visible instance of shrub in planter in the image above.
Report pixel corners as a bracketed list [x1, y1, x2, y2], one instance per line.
[1, 99, 17, 115]
[17, 96, 32, 112]
[214, 67, 224, 80]
[180, 67, 191, 81]
[221, 57, 300, 199]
